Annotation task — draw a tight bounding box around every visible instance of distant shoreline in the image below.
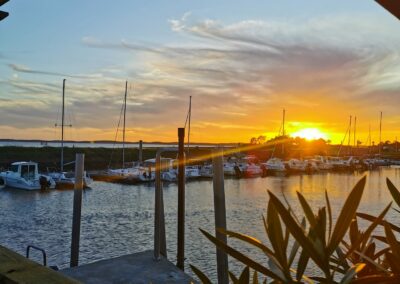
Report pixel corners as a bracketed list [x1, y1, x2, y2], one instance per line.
[0, 138, 239, 146]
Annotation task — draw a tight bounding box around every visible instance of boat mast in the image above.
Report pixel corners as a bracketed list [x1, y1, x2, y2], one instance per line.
[282, 108, 285, 155]
[122, 81, 127, 169]
[368, 124, 371, 154]
[354, 116, 357, 153]
[187, 96, 192, 158]
[379, 111, 382, 155]
[347, 116, 352, 155]
[61, 79, 66, 172]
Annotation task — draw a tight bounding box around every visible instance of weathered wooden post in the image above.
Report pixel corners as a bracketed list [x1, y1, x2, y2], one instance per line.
[70, 153, 84, 267]
[154, 149, 167, 260]
[139, 140, 143, 164]
[177, 128, 185, 270]
[212, 148, 229, 284]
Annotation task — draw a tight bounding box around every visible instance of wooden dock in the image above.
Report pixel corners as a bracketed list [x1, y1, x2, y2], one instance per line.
[0, 245, 79, 283]
[1, 245, 194, 283]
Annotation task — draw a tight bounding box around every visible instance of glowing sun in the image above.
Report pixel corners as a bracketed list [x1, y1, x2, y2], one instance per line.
[291, 128, 328, 141]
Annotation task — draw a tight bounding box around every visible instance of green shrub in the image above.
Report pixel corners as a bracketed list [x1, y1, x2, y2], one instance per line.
[192, 177, 400, 283]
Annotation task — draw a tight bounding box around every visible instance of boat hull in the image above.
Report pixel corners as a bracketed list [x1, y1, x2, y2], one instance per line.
[0, 175, 55, 190]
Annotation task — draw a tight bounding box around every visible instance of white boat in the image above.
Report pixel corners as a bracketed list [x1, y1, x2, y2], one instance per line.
[223, 157, 246, 176]
[223, 162, 246, 176]
[94, 81, 132, 183]
[262, 158, 286, 172]
[327, 156, 353, 170]
[200, 164, 213, 178]
[50, 79, 93, 189]
[185, 165, 201, 179]
[311, 156, 333, 170]
[48, 171, 93, 189]
[242, 163, 263, 177]
[285, 159, 308, 172]
[125, 161, 155, 183]
[0, 161, 56, 190]
[143, 158, 177, 182]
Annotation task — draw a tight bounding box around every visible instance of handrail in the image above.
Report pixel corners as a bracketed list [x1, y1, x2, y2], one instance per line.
[26, 245, 47, 266]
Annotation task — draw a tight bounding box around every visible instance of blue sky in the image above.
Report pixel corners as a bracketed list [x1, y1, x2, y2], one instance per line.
[0, 1, 399, 143]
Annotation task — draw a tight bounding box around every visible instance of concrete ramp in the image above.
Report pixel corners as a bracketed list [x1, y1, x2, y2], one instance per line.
[61, 250, 195, 284]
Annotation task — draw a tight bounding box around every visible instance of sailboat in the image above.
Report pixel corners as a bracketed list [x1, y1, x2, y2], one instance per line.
[47, 79, 93, 189]
[262, 109, 286, 172]
[98, 81, 138, 182]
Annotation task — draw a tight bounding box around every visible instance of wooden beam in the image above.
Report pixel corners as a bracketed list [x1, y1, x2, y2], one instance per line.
[376, 0, 400, 20]
[0, 245, 79, 283]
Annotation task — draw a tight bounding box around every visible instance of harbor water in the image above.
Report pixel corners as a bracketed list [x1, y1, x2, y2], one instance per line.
[1, 167, 400, 280]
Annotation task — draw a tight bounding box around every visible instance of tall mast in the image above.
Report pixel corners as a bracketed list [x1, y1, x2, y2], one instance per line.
[354, 116, 357, 154]
[122, 81, 127, 169]
[282, 109, 285, 155]
[379, 111, 382, 155]
[368, 124, 371, 154]
[347, 116, 352, 155]
[61, 79, 66, 172]
[187, 96, 192, 158]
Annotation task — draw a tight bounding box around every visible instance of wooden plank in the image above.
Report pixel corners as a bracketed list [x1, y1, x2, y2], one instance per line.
[376, 0, 400, 20]
[0, 245, 79, 283]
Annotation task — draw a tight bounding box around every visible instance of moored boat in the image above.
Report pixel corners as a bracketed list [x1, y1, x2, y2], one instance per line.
[0, 161, 56, 190]
[242, 163, 264, 178]
[285, 159, 308, 172]
[48, 171, 93, 189]
[262, 158, 286, 172]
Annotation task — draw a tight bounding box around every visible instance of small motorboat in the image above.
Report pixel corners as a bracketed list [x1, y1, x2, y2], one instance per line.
[0, 161, 56, 190]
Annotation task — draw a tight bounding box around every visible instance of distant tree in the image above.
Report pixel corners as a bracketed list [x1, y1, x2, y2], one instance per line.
[250, 137, 257, 144]
[257, 135, 266, 144]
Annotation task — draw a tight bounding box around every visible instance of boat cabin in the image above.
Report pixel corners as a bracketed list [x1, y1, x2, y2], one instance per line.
[10, 161, 39, 180]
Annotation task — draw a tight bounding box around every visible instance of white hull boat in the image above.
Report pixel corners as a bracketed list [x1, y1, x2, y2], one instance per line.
[286, 159, 308, 172]
[48, 171, 93, 189]
[126, 166, 155, 182]
[185, 165, 201, 179]
[0, 162, 56, 190]
[242, 163, 263, 177]
[200, 164, 213, 178]
[262, 158, 286, 172]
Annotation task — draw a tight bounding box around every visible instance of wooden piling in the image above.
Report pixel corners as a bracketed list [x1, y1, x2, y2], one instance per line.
[177, 128, 185, 270]
[154, 150, 167, 260]
[139, 140, 143, 164]
[212, 148, 229, 284]
[70, 153, 84, 267]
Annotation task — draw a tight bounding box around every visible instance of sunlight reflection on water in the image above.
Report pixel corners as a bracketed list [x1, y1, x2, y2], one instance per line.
[1, 167, 399, 280]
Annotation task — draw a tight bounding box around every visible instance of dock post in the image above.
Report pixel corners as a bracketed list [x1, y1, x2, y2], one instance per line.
[70, 153, 84, 267]
[139, 140, 143, 164]
[154, 150, 167, 260]
[177, 128, 185, 270]
[212, 148, 229, 284]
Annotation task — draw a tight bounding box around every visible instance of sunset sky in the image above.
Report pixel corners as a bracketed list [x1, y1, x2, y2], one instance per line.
[1, 1, 399, 144]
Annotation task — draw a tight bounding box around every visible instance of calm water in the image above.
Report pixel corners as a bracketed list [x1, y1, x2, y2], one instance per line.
[1, 167, 400, 280]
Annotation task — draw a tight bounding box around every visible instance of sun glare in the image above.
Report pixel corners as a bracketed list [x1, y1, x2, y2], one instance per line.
[291, 128, 328, 141]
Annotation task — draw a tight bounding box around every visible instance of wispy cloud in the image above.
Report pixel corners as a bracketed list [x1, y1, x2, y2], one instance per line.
[1, 13, 400, 142]
[8, 64, 103, 79]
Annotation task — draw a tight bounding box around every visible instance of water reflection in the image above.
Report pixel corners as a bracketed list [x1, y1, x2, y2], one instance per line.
[0, 167, 399, 280]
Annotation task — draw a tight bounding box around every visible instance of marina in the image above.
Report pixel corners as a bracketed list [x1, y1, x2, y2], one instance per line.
[1, 1, 400, 282]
